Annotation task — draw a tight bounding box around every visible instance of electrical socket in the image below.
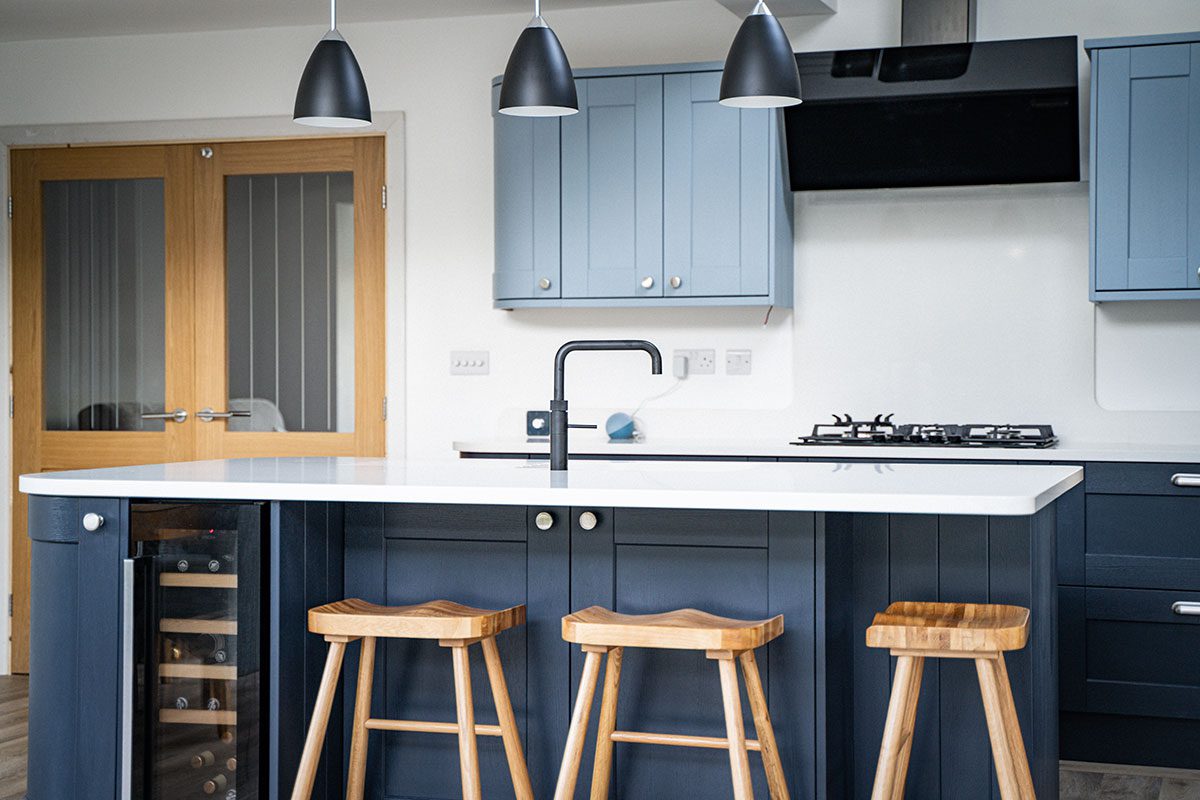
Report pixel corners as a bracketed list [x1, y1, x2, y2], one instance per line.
[674, 349, 716, 376]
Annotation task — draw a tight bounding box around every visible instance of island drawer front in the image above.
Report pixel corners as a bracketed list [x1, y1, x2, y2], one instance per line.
[1085, 462, 1200, 496]
[611, 508, 768, 547]
[382, 503, 528, 541]
[1084, 494, 1200, 589]
[1061, 586, 1200, 721]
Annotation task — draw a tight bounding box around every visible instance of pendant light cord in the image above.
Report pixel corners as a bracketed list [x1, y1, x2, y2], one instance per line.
[330, 0, 337, 30]
[534, 0, 541, 18]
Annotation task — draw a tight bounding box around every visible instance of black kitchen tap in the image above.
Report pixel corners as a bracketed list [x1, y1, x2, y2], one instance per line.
[550, 340, 663, 471]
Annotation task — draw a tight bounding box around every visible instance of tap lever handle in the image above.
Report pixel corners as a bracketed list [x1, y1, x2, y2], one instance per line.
[568, 423, 598, 429]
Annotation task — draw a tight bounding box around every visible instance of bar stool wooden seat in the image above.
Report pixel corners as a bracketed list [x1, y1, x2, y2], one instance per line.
[554, 606, 790, 800]
[866, 601, 1034, 800]
[291, 599, 533, 800]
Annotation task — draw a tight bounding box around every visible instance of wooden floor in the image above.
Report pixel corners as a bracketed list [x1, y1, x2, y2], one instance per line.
[0, 673, 1194, 800]
[0, 676, 28, 800]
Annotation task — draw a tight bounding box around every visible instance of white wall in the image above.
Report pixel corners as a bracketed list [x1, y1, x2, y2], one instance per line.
[2, 4, 1200, 671]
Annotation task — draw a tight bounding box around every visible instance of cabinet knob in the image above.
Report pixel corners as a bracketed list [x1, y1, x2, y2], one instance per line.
[82, 512, 105, 532]
[578, 511, 598, 531]
[535, 511, 555, 531]
[669, 275, 682, 289]
[641, 276, 654, 289]
[538, 277, 552, 290]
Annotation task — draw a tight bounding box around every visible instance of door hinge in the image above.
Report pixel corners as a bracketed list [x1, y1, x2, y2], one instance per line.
[7, 594, 11, 618]
[382, 396, 388, 421]
[7, 395, 12, 419]
[381, 185, 388, 210]
[6, 196, 11, 220]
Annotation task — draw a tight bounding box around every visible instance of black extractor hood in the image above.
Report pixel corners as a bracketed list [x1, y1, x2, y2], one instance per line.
[783, 35, 1081, 191]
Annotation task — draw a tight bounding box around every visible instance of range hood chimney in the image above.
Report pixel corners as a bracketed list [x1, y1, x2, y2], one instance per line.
[901, 0, 977, 46]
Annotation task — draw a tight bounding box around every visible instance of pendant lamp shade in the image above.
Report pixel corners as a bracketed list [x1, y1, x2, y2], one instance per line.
[294, 4, 372, 128]
[498, 13, 578, 117]
[719, 1, 802, 108]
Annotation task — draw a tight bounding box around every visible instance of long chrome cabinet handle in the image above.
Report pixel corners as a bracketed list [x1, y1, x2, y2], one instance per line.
[1171, 473, 1200, 488]
[196, 408, 252, 423]
[140, 409, 188, 423]
[121, 558, 134, 800]
[1172, 601, 1200, 616]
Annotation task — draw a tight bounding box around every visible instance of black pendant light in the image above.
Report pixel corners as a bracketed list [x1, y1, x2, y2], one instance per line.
[498, 0, 578, 117]
[720, 0, 802, 108]
[294, 0, 372, 127]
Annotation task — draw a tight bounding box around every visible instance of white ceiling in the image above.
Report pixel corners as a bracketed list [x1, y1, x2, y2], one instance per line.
[0, 0, 679, 43]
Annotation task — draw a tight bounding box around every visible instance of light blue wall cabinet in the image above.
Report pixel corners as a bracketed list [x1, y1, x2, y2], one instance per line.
[561, 76, 664, 299]
[492, 62, 793, 309]
[492, 85, 561, 301]
[1088, 33, 1200, 300]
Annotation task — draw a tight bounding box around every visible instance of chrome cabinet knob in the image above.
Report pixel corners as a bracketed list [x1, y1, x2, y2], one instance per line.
[535, 511, 555, 531]
[669, 275, 682, 289]
[82, 513, 105, 532]
[578, 511, 598, 531]
[538, 277, 552, 290]
[641, 276, 654, 289]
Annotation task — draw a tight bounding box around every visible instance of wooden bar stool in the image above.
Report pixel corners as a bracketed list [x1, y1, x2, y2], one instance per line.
[553, 606, 790, 800]
[866, 601, 1034, 800]
[290, 598, 533, 800]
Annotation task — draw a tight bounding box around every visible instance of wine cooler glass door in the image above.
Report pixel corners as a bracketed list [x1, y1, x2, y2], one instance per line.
[130, 503, 264, 800]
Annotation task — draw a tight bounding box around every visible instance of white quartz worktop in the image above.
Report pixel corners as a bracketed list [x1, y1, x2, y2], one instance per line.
[20, 457, 1082, 516]
[453, 437, 1200, 464]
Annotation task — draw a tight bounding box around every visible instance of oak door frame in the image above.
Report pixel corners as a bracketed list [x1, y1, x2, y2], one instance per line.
[1, 114, 406, 675]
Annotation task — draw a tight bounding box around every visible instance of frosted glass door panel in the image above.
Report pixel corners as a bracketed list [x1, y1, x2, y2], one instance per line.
[225, 173, 355, 433]
[42, 179, 167, 431]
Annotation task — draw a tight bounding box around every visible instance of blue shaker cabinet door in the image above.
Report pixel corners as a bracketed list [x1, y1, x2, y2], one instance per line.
[492, 85, 561, 300]
[561, 76, 664, 298]
[1094, 44, 1198, 292]
[664, 71, 772, 298]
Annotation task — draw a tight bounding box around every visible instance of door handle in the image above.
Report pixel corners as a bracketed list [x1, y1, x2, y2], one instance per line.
[121, 558, 134, 800]
[141, 408, 188, 423]
[196, 408, 252, 423]
[1172, 601, 1200, 616]
[1170, 473, 1200, 488]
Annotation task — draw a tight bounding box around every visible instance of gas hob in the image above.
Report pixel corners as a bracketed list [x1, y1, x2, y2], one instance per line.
[791, 415, 1058, 449]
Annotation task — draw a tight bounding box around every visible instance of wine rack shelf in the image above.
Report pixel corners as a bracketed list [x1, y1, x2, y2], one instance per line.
[159, 709, 238, 726]
[159, 617, 237, 635]
[159, 573, 238, 589]
[159, 663, 237, 680]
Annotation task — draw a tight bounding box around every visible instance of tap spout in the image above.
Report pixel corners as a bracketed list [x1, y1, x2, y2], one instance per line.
[550, 339, 663, 470]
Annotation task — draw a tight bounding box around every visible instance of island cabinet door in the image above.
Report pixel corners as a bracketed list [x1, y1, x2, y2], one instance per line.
[342, 503, 572, 800]
[569, 507, 817, 800]
[27, 495, 126, 800]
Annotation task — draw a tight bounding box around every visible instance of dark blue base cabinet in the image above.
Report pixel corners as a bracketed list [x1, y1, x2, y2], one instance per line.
[27, 497, 1059, 800]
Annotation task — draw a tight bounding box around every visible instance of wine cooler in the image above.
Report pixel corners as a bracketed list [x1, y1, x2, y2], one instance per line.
[129, 502, 268, 800]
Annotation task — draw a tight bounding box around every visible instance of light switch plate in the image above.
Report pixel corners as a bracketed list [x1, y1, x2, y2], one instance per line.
[726, 349, 752, 375]
[450, 350, 489, 375]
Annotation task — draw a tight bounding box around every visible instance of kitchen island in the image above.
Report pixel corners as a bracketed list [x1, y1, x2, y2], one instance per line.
[20, 457, 1081, 800]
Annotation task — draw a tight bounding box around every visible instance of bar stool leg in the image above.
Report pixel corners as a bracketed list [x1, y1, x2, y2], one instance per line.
[450, 644, 483, 800]
[739, 649, 790, 800]
[589, 647, 624, 800]
[290, 638, 349, 800]
[481, 636, 535, 800]
[870, 654, 925, 800]
[716, 654, 754, 800]
[976, 654, 1036, 800]
[553, 647, 605, 800]
[346, 636, 376, 800]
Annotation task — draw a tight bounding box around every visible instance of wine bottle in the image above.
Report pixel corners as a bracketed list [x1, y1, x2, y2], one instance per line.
[220, 729, 234, 745]
[202, 773, 228, 795]
[191, 750, 215, 769]
[173, 696, 189, 711]
[206, 697, 221, 712]
[225, 757, 237, 772]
